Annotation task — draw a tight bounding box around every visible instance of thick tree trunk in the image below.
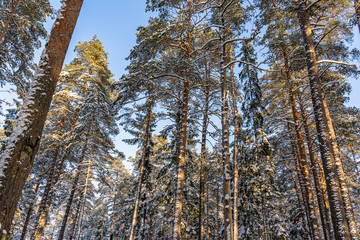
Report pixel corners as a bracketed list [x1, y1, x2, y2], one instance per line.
[296, 1, 359, 239]
[0, 0, 84, 237]
[0, 0, 21, 46]
[129, 99, 153, 240]
[173, 80, 190, 240]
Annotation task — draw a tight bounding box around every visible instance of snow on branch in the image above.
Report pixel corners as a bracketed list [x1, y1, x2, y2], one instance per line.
[317, 60, 356, 66]
[306, 0, 323, 10]
[222, 37, 253, 46]
[222, 60, 279, 72]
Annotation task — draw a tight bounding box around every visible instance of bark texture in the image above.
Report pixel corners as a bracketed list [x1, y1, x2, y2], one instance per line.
[0, 0, 84, 237]
[173, 80, 190, 240]
[296, 1, 359, 239]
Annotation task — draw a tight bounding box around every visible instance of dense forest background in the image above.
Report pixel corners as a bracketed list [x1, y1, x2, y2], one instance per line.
[0, 0, 360, 239]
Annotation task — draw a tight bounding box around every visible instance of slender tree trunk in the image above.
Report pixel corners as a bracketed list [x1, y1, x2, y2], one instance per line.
[0, 0, 21, 46]
[355, 0, 360, 33]
[129, 99, 153, 240]
[110, 176, 119, 240]
[57, 141, 88, 240]
[216, 176, 220, 240]
[173, 79, 190, 240]
[296, 1, 359, 239]
[199, 86, 209, 240]
[205, 185, 209, 240]
[0, 1, 84, 237]
[67, 198, 81, 240]
[298, 94, 332, 240]
[229, 46, 240, 240]
[19, 165, 44, 240]
[219, 6, 233, 239]
[76, 151, 94, 240]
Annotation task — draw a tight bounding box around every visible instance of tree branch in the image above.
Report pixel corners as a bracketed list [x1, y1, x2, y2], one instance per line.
[222, 60, 279, 72]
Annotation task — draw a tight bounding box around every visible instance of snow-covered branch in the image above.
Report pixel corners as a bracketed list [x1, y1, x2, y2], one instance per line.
[306, 0, 322, 10]
[317, 60, 356, 66]
[222, 60, 279, 72]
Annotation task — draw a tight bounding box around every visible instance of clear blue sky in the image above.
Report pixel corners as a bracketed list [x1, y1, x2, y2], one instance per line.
[34, 0, 360, 160]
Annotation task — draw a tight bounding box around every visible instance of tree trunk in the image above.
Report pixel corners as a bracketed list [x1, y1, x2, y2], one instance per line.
[0, 0, 84, 237]
[296, 1, 359, 239]
[283, 47, 320, 240]
[57, 141, 88, 240]
[272, 1, 320, 237]
[110, 176, 119, 240]
[219, 5, 233, 239]
[216, 174, 220, 240]
[67, 198, 81, 240]
[19, 166, 44, 240]
[230, 46, 240, 240]
[298, 93, 332, 240]
[76, 151, 93, 240]
[199, 86, 209, 240]
[0, 0, 21, 46]
[173, 79, 190, 240]
[129, 99, 153, 240]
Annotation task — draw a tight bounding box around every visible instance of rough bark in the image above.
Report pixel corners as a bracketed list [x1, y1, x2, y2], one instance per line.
[219, 4, 233, 238]
[296, 1, 359, 239]
[298, 94, 332, 240]
[129, 99, 153, 240]
[173, 79, 190, 240]
[0, 0, 84, 237]
[283, 45, 320, 240]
